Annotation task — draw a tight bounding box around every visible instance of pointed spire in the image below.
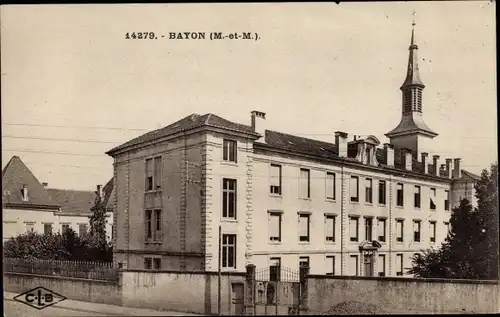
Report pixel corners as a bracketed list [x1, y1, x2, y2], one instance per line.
[401, 17, 424, 89]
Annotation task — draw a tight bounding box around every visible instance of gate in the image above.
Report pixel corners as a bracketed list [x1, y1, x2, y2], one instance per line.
[254, 266, 301, 315]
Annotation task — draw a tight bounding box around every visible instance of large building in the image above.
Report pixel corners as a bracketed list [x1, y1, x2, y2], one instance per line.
[106, 23, 479, 276]
[2, 156, 115, 242]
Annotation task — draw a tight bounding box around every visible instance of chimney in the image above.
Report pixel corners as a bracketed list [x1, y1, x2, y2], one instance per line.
[22, 184, 28, 201]
[421, 152, 429, 174]
[383, 143, 394, 167]
[453, 158, 462, 179]
[42, 182, 48, 188]
[445, 159, 452, 178]
[97, 184, 103, 199]
[402, 148, 413, 171]
[335, 131, 348, 158]
[432, 155, 440, 176]
[251, 111, 267, 142]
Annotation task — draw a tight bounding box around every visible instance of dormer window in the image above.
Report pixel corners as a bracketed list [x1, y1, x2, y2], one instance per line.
[365, 148, 370, 164]
[21, 184, 28, 202]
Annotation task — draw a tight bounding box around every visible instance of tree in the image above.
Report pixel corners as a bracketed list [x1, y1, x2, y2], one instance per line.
[474, 162, 499, 279]
[409, 162, 499, 279]
[87, 190, 108, 251]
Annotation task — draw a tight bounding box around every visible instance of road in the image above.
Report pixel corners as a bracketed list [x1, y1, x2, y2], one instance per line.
[3, 292, 200, 317]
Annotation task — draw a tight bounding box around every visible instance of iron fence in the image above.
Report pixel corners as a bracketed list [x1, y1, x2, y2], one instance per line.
[3, 258, 119, 282]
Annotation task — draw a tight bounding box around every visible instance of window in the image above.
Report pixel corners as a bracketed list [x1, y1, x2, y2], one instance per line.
[270, 164, 282, 195]
[349, 217, 359, 242]
[397, 183, 404, 207]
[270, 258, 281, 281]
[349, 255, 358, 276]
[325, 215, 335, 242]
[299, 256, 310, 268]
[396, 254, 403, 276]
[326, 172, 336, 200]
[429, 221, 436, 242]
[350, 176, 359, 202]
[269, 212, 282, 242]
[444, 222, 450, 233]
[445, 190, 450, 211]
[145, 156, 162, 191]
[326, 256, 335, 275]
[25, 222, 34, 233]
[154, 157, 162, 189]
[223, 139, 237, 163]
[222, 178, 237, 219]
[396, 220, 404, 242]
[43, 223, 52, 235]
[299, 214, 310, 242]
[144, 258, 152, 270]
[413, 220, 421, 242]
[78, 224, 88, 237]
[377, 218, 386, 242]
[145, 158, 153, 191]
[299, 169, 310, 198]
[365, 178, 373, 203]
[364, 217, 373, 241]
[378, 180, 386, 205]
[222, 234, 237, 269]
[145, 209, 162, 242]
[430, 188, 436, 210]
[414, 186, 421, 208]
[153, 258, 161, 270]
[61, 224, 70, 234]
[378, 254, 386, 277]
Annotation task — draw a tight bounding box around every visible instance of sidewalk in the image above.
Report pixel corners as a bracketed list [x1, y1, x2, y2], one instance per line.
[4, 292, 202, 316]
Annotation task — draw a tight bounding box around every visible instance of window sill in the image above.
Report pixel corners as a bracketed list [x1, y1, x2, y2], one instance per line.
[268, 241, 282, 245]
[221, 267, 239, 272]
[395, 206, 404, 209]
[378, 204, 387, 207]
[298, 241, 311, 245]
[269, 194, 282, 198]
[299, 197, 312, 201]
[145, 189, 162, 194]
[325, 241, 337, 245]
[221, 218, 238, 223]
[365, 202, 374, 206]
[349, 240, 359, 244]
[395, 241, 404, 245]
[221, 161, 238, 166]
[326, 198, 336, 203]
[413, 208, 422, 211]
[145, 241, 163, 245]
[350, 201, 360, 205]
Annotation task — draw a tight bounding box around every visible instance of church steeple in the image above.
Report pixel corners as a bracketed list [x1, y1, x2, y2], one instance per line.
[385, 18, 438, 158]
[401, 21, 425, 90]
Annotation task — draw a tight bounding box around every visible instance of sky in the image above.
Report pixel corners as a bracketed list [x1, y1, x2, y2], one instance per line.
[1, 2, 497, 191]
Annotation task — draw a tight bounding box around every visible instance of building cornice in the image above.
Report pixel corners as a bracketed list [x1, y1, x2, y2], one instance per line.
[107, 126, 259, 157]
[254, 143, 452, 184]
[2, 203, 60, 211]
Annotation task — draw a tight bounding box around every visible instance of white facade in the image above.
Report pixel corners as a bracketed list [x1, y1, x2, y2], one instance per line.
[3, 208, 114, 242]
[249, 153, 452, 277]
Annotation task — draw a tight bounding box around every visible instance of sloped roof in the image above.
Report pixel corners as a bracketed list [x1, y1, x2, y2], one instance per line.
[107, 113, 259, 155]
[102, 177, 114, 210]
[263, 130, 339, 159]
[462, 170, 481, 181]
[2, 156, 59, 209]
[385, 113, 437, 138]
[47, 189, 96, 215]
